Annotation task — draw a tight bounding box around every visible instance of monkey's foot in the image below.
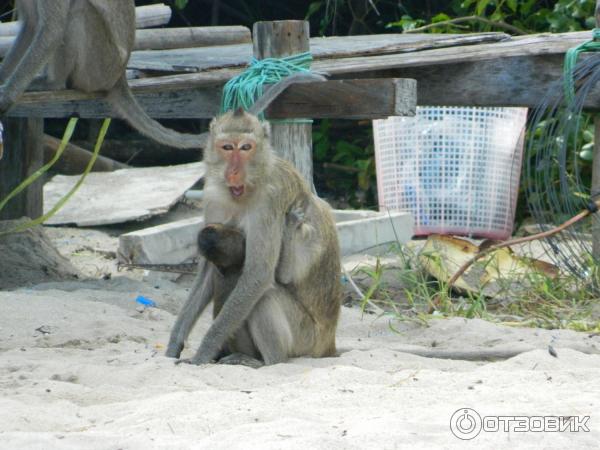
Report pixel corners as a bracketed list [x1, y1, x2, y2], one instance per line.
[174, 357, 213, 366]
[174, 358, 195, 365]
[165, 342, 183, 359]
[218, 353, 264, 369]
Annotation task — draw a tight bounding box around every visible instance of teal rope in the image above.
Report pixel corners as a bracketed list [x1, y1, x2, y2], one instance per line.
[564, 28, 600, 105]
[221, 52, 313, 122]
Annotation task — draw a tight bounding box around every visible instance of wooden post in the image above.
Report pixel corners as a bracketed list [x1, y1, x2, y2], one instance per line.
[253, 21, 315, 189]
[593, 0, 600, 259]
[0, 117, 44, 220]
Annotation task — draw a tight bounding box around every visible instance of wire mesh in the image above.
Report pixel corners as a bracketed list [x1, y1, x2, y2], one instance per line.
[525, 54, 600, 281]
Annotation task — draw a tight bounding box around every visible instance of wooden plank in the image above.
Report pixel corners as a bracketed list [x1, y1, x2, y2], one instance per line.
[384, 54, 600, 109]
[266, 78, 416, 120]
[1, 30, 594, 115]
[43, 135, 129, 175]
[386, 54, 565, 107]
[127, 32, 509, 73]
[5, 79, 415, 119]
[309, 32, 508, 59]
[313, 31, 592, 75]
[0, 27, 252, 58]
[134, 3, 173, 29]
[134, 27, 251, 51]
[123, 31, 591, 87]
[0, 118, 44, 220]
[6, 53, 597, 113]
[0, 4, 172, 38]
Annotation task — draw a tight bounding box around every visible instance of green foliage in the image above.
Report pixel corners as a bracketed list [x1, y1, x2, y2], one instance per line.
[388, 0, 596, 33]
[313, 120, 376, 208]
[351, 243, 600, 332]
[173, 0, 188, 10]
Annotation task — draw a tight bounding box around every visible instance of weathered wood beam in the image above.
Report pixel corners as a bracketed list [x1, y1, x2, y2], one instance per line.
[134, 3, 173, 29]
[0, 27, 252, 57]
[372, 54, 600, 109]
[0, 118, 44, 220]
[0, 3, 172, 36]
[43, 135, 129, 175]
[253, 20, 314, 187]
[134, 27, 251, 51]
[5, 78, 416, 119]
[266, 78, 416, 120]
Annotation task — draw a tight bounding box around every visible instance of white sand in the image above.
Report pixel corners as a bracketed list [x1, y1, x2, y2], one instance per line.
[1, 275, 599, 449]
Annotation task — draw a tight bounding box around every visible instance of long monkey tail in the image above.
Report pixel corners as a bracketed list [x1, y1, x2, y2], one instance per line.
[108, 76, 206, 149]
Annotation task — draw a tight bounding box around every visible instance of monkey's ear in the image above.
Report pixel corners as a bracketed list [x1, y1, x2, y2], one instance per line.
[209, 117, 218, 131]
[261, 121, 271, 139]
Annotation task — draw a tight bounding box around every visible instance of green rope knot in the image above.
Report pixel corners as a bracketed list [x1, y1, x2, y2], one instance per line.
[221, 51, 313, 122]
[564, 28, 600, 105]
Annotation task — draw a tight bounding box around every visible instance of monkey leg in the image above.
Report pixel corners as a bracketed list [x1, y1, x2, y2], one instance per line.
[0, 2, 69, 113]
[165, 259, 215, 358]
[0, 21, 34, 83]
[228, 286, 316, 366]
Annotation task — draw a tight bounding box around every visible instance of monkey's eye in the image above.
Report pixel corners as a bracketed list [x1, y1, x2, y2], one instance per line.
[240, 143, 253, 151]
[222, 144, 234, 151]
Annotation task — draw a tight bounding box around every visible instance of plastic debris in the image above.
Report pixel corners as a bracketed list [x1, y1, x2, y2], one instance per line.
[135, 295, 157, 308]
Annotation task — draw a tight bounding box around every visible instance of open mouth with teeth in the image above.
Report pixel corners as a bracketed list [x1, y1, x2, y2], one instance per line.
[229, 185, 245, 198]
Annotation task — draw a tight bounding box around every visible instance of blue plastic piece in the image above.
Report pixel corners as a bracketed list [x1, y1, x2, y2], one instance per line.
[135, 295, 156, 308]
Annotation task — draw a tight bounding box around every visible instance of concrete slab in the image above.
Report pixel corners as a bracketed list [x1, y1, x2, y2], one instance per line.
[43, 162, 205, 226]
[337, 211, 413, 256]
[118, 209, 413, 265]
[119, 216, 204, 265]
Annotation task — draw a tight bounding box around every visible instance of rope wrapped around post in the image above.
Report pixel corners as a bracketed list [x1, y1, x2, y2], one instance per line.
[221, 51, 314, 123]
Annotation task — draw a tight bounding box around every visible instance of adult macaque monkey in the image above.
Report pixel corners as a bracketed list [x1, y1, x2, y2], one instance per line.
[0, 1, 323, 151]
[0, 0, 203, 149]
[166, 108, 341, 367]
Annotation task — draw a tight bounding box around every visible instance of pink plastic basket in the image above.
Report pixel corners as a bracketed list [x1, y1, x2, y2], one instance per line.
[373, 107, 527, 240]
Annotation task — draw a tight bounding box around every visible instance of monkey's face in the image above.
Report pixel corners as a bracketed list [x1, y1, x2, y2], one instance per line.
[215, 136, 257, 199]
[207, 109, 271, 202]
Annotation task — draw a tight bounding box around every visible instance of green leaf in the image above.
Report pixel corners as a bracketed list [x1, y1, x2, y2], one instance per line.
[305, 2, 323, 19]
[388, 15, 425, 31]
[174, 0, 188, 10]
[476, 0, 491, 15]
[520, 0, 537, 15]
[507, 0, 518, 12]
[432, 13, 451, 23]
[580, 148, 593, 161]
